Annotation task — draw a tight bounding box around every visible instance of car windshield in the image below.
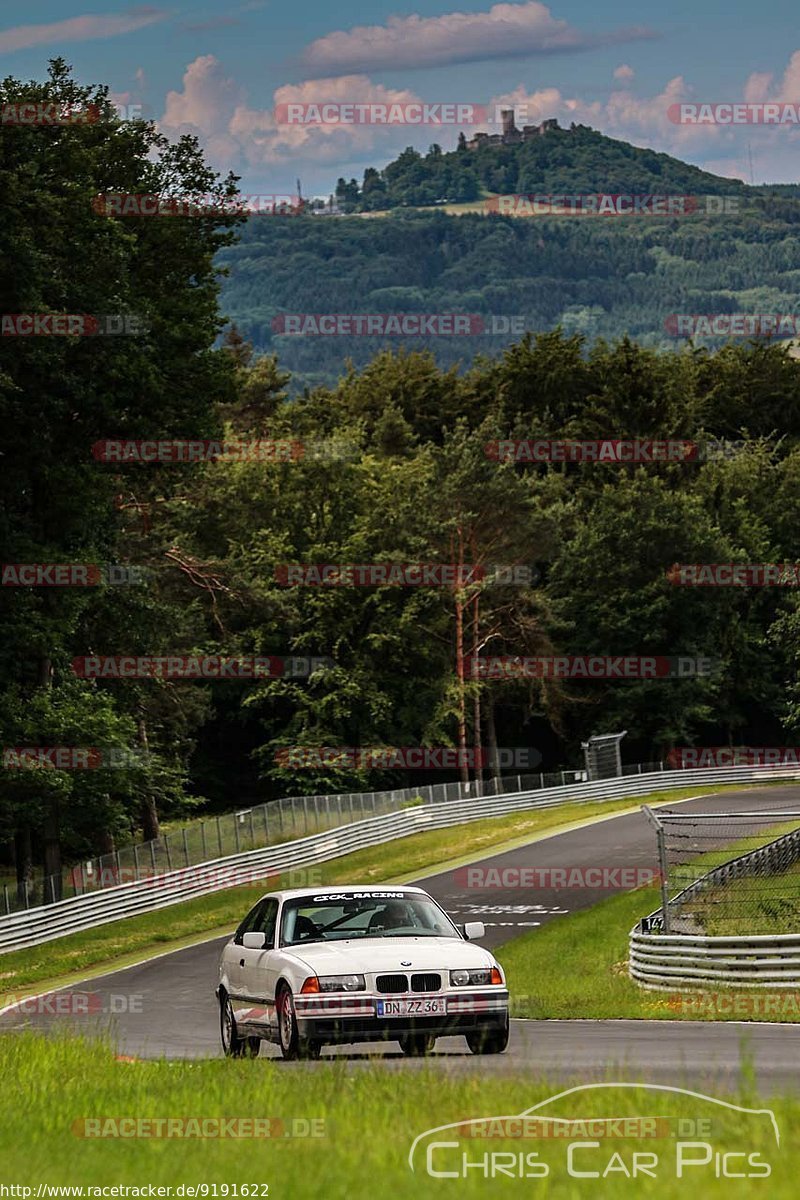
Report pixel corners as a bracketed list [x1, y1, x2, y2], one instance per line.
[280, 893, 460, 945]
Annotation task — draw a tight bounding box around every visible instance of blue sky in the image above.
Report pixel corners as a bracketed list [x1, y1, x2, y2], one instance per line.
[4, 2, 800, 193]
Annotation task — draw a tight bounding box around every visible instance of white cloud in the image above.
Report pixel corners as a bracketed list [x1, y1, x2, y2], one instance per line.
[613, 64, 635, 83]
[0, 10, 165, 53]
[301, 2, 655, 74]
[159, 59, 434, 171]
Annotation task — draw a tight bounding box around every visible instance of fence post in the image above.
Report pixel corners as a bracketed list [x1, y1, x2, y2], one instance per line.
[303, 797, 309, 835]
[643, 805, 671, 935]
[183, 827, 190, 867]
[216, 815, 223, 856]
[277, 800, 284, 836]
[201, 821, 208, 861]
[234, 818, 240, 854]
[3, 883, 9, 914]
[164, 834, 173, 872]
[115, 849, 121, 887]
[133, 842, 141, 881]
[263, 805, 269, 845]
[150, 840, 157, 876]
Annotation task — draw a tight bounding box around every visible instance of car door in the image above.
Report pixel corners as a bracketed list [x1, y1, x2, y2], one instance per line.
[228, 898, 270, 1025]
[239, 897, 280, 1035]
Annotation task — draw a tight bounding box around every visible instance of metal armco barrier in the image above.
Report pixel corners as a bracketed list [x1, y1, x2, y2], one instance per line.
[631, 805, 800, 990]
[629, 929, 800, 989]
[3, 763, 799, 954]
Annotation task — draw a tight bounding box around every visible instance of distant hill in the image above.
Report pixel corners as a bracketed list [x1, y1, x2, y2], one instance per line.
[216, 126, 800, 392]
[332, 121, 755, 212]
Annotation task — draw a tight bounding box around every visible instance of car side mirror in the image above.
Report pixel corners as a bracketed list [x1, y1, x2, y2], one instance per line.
[242, 931, 268, 950]
[463, 921, 486, 941]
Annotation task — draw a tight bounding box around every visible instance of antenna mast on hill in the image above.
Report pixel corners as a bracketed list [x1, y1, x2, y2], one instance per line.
[748, 143, 754, 185]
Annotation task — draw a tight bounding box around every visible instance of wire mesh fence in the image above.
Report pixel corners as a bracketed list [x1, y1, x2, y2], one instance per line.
[1, 762, 622, 913]
[644, 807, 800, 936]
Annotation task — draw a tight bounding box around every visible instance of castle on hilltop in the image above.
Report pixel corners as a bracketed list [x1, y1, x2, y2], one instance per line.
[466, 112, 560, 151]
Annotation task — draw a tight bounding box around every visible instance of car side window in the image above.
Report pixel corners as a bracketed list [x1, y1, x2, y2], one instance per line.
[257, 898, 279, 948]
[234, 899, 268, 945]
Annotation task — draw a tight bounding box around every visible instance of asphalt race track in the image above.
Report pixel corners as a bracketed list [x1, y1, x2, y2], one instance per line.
[3, 786, 800, 1090]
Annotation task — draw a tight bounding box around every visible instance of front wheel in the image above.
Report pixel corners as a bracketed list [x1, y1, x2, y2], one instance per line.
[466, 1017, 509, 1055]
[399, 1033, 436, 1057]
[220, 993, 261, 1058]
[277, 985, 321, 1060]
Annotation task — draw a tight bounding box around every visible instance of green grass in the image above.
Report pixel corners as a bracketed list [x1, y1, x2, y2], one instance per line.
[496, 882, 800, 1022]
[664, 818, 800, 936]
[695, 860, 800, 936]
[0, 1032, 796, 1196]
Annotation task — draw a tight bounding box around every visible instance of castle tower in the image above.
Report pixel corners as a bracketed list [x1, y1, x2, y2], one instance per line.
[501, 109, 516, 137]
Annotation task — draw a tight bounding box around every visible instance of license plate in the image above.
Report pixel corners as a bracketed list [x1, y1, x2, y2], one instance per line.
[376, 997, 447, 1017]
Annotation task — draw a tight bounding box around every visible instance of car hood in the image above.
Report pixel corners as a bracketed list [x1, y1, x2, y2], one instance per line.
[284, 936, 495, 974]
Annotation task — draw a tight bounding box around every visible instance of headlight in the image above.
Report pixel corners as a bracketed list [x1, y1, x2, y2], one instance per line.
[317, 974, 366, 992]
[450, 968, 502, 986]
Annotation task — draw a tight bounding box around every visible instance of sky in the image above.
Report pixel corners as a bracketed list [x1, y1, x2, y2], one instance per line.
[3, 1, 800, 195]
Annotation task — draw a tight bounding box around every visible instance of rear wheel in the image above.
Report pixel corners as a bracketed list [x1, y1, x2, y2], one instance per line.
[277, 985, 321, 1060]
[399, 1033, 436, 1057]
[220, 993, 261, 1058]
[466, 1016, 509, 1055]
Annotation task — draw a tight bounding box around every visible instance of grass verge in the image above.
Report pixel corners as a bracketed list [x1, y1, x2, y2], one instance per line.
[0, 783, 746, 997]
[497, 882, 800, 1022]
[0, 1032, 794, 1196]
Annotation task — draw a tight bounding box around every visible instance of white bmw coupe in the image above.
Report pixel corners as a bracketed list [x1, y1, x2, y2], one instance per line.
[217, 885, 510, 1059]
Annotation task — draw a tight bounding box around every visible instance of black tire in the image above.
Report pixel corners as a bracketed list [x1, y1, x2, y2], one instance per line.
[399, 1033, 436, 1057]
[277, 985, 321, 1061]
[466, 1016, 509, 1056]
[220, 992, 261, 1058]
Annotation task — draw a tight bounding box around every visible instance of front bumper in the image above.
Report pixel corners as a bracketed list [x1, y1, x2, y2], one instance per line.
[294, 989, 509, 1044]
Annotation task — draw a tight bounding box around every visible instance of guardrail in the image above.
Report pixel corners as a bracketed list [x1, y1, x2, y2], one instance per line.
[629, 929, 800, 989]
[631, 805, 800, 990]
[3, 762, 799, 954]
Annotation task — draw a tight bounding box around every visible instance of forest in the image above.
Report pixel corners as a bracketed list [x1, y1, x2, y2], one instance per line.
[4, 63, 800, 893]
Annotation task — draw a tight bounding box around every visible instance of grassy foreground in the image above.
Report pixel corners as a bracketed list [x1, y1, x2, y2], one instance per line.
[0, 784, 746, 998]
[0, 1032, 794, 1197]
